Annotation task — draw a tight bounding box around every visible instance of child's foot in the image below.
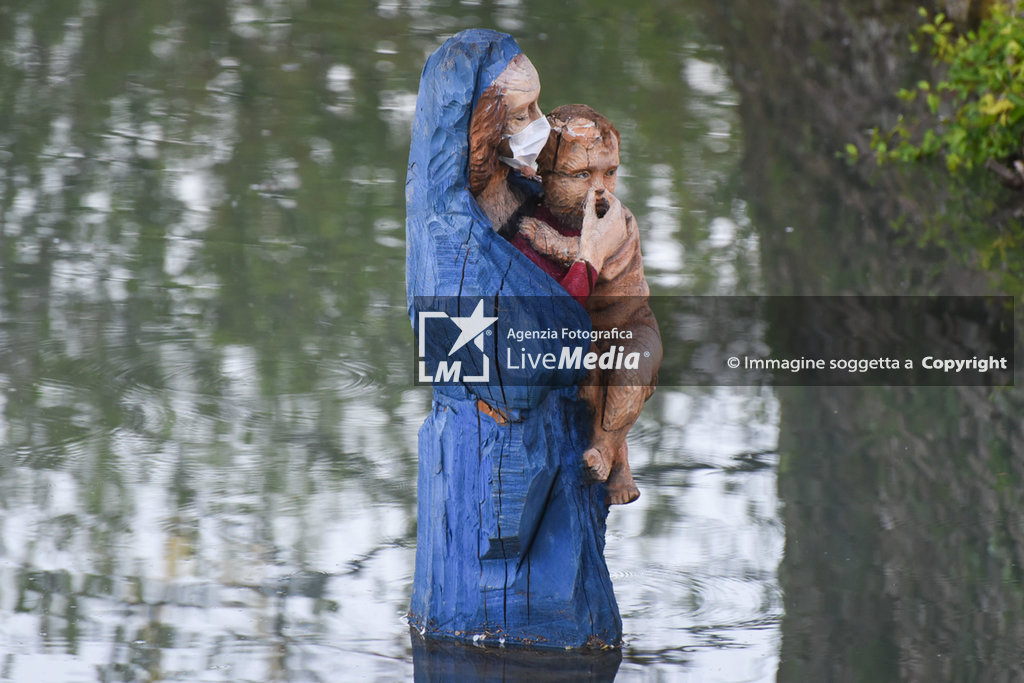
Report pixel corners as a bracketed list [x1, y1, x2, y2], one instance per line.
[582, 446, 612, 482]
[605, 462, 640, 505]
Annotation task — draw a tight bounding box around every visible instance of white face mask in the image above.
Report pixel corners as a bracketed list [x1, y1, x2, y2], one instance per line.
[499, 116, 551, 173]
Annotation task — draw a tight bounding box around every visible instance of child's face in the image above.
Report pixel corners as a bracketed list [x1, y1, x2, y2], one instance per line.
[542, 128, 619, 225]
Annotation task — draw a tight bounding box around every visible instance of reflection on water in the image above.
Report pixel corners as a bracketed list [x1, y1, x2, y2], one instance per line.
[612, 388, 781, 680]
[411, 634, 623, 680]
[706, 2, 1024, 681]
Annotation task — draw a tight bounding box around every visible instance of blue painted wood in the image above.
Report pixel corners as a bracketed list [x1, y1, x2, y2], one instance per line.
[405, 30, 622, 649]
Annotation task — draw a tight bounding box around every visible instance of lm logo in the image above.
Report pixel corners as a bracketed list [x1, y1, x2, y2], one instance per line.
[417, 299, 497, 383]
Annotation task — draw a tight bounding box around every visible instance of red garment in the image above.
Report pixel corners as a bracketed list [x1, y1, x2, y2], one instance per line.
[510, 205, 597, 306]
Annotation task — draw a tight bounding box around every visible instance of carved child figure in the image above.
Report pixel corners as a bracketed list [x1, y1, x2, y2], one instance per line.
[518, 104, 662, 505]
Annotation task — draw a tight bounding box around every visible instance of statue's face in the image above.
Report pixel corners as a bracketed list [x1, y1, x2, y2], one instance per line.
[493, 55, 542, 137]
[542, 120, 619, 225]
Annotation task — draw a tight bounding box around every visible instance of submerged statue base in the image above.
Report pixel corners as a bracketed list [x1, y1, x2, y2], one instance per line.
[410, 627, 623, 679]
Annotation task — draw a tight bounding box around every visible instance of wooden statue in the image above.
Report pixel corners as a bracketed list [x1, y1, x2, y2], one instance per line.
[512, 104, 662, 505]
[406, 30, 622, 650]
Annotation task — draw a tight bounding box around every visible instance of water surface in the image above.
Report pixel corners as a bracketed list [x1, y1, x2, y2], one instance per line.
[1, 2, 1019, 682]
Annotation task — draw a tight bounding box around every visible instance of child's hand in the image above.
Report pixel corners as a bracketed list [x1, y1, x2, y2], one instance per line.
[518, 216, 544, 242]
[578, 189, 626, 272]
[519, 217, 579, 267]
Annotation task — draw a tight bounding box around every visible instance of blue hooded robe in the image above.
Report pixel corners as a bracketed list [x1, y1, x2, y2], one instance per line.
[406, 29, 621, 648]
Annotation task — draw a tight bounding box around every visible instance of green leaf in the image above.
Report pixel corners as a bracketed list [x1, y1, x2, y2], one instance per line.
[980, 97, 1014, 117]
[870, 5, 1024, 179]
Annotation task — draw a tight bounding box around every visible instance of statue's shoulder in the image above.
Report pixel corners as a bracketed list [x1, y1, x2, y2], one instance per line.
[508, 170, 543, 202]
[496, 173, 543, 239]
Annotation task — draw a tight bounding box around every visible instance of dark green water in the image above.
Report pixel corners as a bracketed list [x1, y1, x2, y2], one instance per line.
[0, 1, 1020, 681]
